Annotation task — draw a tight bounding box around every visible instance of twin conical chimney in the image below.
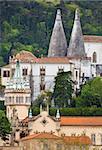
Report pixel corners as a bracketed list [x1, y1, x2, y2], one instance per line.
[67, 9, 86, 57]
[48, 9, 67, 57]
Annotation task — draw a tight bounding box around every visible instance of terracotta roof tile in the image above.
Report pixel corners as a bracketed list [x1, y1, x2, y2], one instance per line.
[21, 133, 91, 145]
[61, 117, 102, 126]
[37, 57, 70, 64]
[15, 50, 37, 63]
[84, 35, 102, 43]
[63, 136, 91, 145]
[21, 133, 59, 141]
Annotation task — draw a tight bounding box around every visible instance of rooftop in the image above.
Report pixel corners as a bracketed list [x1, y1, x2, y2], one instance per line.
[11, 50, 37, 63]
[21, 132, 59, 141]
[84, 35, 102, 43]
[21, 132, 91, 145]
[63, 135, 91, 145]
[37, 57, 70, 64]
[21, 116, 102, 126]
[61, 117, 102, 126]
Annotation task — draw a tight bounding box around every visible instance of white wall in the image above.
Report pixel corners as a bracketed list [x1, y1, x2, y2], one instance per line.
[85, 42, 102, 64]
[32, 63, 72, 100]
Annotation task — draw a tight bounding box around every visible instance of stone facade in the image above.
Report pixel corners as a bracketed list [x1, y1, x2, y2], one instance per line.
[4, 61, 31, 121]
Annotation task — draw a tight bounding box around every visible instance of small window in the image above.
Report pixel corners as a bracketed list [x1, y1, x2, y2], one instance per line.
[93, 52, 97, 63]
[40, 67, 45, 76]
[91, 134, 96, 145]
[76, 70, 78, 78]
[11, 68, 15, 77]
[22, 68, 28, 76]
[16, 96, 19, 103]
[3, 70, 10, 77]
[58, 67, 64, 73]
[40, 84, 45, 91]
[26, 97, 30, 103]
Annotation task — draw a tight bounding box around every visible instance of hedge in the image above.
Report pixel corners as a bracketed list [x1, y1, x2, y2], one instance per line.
[32, 107, 102, 116]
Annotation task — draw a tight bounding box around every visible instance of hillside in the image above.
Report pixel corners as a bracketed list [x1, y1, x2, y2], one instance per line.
[0, 0, 102, 66]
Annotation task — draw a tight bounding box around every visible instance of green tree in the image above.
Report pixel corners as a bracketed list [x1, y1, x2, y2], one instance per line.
[76, 77, 102, 107]
[53, 71, 73, 108]
[0, 110, 11, 140]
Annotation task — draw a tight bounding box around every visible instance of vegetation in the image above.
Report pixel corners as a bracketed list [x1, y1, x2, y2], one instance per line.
[31, 76, 102, 116]
[32, 107, 102, 116]
[0, 110, 11, 140]
[53, 71, 73, 108]
[76, 77, 102, 107]
[0, 0, 102, 66]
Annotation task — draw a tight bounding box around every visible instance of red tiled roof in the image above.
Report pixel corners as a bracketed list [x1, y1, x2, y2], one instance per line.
[21, 116, 102, 126]
[84, 35, 102, 43]
[21, 133, 91, 145]
[61, 117, 102, 126]
[15, 50, 37, 63]
[21, 133, 59, 141]
[37, 57, 70, 64]
[63, 136, 91, 145]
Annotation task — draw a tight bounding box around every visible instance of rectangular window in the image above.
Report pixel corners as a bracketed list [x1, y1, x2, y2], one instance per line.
[40, 67, 45, 76]
[40, 84, 45, 91]
[76, 70, 78, 78]
[3, 70, 10, 77]
[22, 68, 28, 76]
[26, 97, 30, 103]
[11, 68, 15, 77]
[91, 134, 96, 145]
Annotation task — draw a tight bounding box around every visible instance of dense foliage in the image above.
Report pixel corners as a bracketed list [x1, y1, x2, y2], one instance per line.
[0, 0, 102, 66]
[32, 107, 102, 116]
[0, 110, 11, 140]
[76, 77, 102, 107]
[53, 71, 73, 108]
[49, 107, 102, 116]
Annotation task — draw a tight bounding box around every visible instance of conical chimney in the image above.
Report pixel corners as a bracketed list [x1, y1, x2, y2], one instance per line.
[48, 9, 67, 57]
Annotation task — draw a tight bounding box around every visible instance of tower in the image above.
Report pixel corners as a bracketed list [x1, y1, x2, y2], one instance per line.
[48, 9, 67, 57]
[67, 9, 86, 57]
[5, 60, 31, 121]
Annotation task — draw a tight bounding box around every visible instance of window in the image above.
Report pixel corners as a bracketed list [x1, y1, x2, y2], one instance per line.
[11, 68, 15, 77]
[76, 70, 78, 78]
[40, 67, 45, 76]
[16, 96, 19, 103]
[91, 134, 96, 145]
[22, 68, 28, 76]
[40, 84, 45, 91]
[58, 67, 64, 73]
[3, 70, 10, 77]
[93, 52, 97, 63]
[26, 97, 30, 103]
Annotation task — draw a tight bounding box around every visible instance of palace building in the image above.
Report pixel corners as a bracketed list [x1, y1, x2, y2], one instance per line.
[0, 8, 102, 149]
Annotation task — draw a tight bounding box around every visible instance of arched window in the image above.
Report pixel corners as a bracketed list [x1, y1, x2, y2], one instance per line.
[93, 52, 97, 63]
